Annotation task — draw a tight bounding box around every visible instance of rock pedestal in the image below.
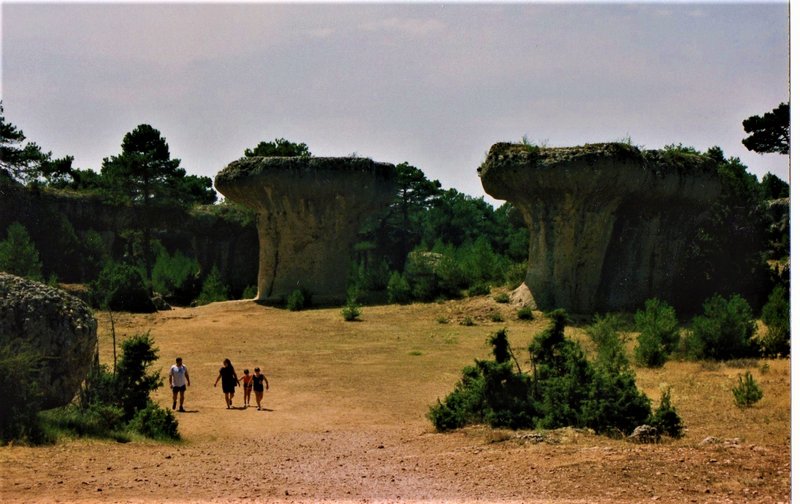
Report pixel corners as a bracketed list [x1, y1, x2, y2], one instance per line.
[479, 143, 721, 313]
[0, 273, 98, 408]
[215, 157, 396, 304]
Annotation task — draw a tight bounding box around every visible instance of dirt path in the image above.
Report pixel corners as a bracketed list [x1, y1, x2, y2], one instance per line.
[0, 300, 791, 503]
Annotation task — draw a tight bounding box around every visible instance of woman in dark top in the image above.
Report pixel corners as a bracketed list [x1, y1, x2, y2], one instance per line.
[213, 358, 239, 409]
[252, 367, 269, 411]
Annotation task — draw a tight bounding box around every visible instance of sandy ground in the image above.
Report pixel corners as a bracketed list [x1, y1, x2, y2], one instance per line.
[0, 300, 791, 503]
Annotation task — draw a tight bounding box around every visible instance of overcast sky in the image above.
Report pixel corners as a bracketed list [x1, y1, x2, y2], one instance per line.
[1, 2, 789, 202]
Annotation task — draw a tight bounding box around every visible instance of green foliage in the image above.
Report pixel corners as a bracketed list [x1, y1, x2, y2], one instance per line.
[516, 306, 534, 320]
[116, 332, 162, 420]
[0, 101, 74, 185]
[194, 266, 229, 306]
[587, 313, 629, 371]
[0, 221, 43, 280]
[286, 288, 310, 311]
[686, 294, 757, 360]
[761, 172, 789, 199]
[634, 299, 680, 368]
[760, 285, 790, 357]
[90, 261, 155, 313]
[742, 102, 789, 155]
[243, 137, 311, 158]
[128, 402, 180, 440]
[732, 371, 763, 408]
[341, 290, 362, 322]
[648, 389, 684, 438]
[430, 311, 656, 436]
[241, 285, 258, 299]
[40, 403, 127, 440]
[152, 248, 200, 304]
[0, 342, 49, 444]
[386, 271, 412, 304]
[493, 292, 510, 304]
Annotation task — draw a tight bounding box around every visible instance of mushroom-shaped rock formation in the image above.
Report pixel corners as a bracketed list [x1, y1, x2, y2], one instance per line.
[0, 273, 98, 408]
[479, 143, 722, 313]
[215, 157, 396, 304]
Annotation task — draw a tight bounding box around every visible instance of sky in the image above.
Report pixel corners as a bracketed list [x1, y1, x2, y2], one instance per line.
[1, 2, 790, 203]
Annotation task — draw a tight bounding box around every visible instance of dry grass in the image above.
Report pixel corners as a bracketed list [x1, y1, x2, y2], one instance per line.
[1, 295, 790, 503]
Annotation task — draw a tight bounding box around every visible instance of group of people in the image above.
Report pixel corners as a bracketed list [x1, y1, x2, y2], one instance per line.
[167, 357, 270, 412]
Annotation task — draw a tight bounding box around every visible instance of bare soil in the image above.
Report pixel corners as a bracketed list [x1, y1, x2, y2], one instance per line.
[0, 298, 790, 503]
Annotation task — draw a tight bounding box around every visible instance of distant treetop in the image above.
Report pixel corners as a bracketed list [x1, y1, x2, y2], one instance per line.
[243, 138, 311, 158]
[742, 102, 789, 155]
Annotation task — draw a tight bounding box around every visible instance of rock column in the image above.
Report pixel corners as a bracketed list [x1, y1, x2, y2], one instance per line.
[479, 143, 721, 313]
[215, 157, 395, 304]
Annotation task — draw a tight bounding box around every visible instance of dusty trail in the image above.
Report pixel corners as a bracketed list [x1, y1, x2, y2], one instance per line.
[0, 300, 790, 503]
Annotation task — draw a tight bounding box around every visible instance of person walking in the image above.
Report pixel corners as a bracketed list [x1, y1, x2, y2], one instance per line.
[168, 357, 190, 412]
[240, 369, 253, 408]
[214, 358, 239, 409]
[252, 367, 269, 411]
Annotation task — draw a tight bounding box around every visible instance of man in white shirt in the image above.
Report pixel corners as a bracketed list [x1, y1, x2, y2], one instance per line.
[169, 357, 190, 412]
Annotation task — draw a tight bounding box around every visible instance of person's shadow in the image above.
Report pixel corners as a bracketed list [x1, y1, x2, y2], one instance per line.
[176, 409, 200, 413]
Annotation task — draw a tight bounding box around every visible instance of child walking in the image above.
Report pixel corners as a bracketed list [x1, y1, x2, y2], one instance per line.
[240, 369, 253, 408]
[252, 367, 269, 411]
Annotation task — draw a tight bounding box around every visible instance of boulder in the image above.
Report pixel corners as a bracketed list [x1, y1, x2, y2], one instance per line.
[215, 157, 396, 304]
[479, 142, 721, 313]
[0, 273, 98, 408]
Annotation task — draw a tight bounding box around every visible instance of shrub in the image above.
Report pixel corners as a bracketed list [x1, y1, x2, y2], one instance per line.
[341, 291, 362, 322]
[649, 388, 684, 438]
[468, 282, 490, 297]
[732, 371, 763, 408]
[386, 271, 412, 304]
[634, 299, 680, 368]
[152, 249, 200, 304]
[760, 285, 789, 357]
[287, 288, 310, 311]
[517, 306, 534, 320]
[194, 266, 229, 306]
[41, 403, 127, 439]
[91, 261, 155, 312]
[493, 292, 510, 304]
[241, 285, 258, 299]
[489, 311, 504, 323]
[116, 333, 162, 420]
[0, 342, 48, 444]
[430, 312, 656, 436]
[586, 314, 629, 372]
[460, 316, 476, 327]
[686, 294, 757, 360]
[128, 402, 180, 440]
[0, 221, 43, 281]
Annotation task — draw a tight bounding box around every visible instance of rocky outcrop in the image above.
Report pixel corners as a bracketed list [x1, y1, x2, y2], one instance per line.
[479, 143, 721, 313]
[215, 157, 396, 304]
[0, 273, 97, 408]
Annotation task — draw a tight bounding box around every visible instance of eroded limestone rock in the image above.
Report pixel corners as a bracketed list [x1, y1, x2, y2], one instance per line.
[479, 143, 721, 313]
[215, 157, 395, 304]
[0, 273, 98, 408]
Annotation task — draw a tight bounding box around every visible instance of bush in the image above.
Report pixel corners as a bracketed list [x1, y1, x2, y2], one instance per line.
[341, 291, 362, 322]
[430, 312, 656, 436]
[517, 306, 534, 320]
[468, 282, 490, 297]
[194, 266, 229, 306]
[241, 285, 258, 299]
[732, 371, 763, 408]
[0, 342, 48, 444]
[116, 333, 162, 420]
[386, 271, 412, 304]
[286, 288, 311, 311]
[129, 402, 180, 440]
[41, 403, 127, 439]
[586, 314, 629, 371]
[760, 285, 789, 357]
[634, 299, 680, 368]
[0, 221, 43, 281]
[152, 249, 200, 304]
[493, 292, 510, 304]
[649, 388, 684, 438]
[91, 261, 155, 312]
[686, 294, 757, 360]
